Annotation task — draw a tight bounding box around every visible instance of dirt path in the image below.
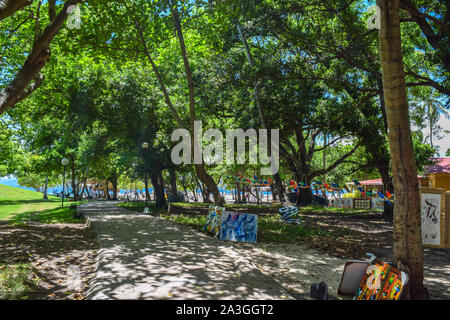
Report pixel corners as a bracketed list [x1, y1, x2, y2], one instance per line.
[0, 222, 97, 299]
[80, 201, 295, 300]
[167, 205, 450, 300]
[81, 202, 450, 300]
[296, 211, 450, 299]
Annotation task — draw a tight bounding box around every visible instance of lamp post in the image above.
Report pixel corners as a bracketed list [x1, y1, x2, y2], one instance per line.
[61, 158, 69, 207]
[142, 142, 149, 213]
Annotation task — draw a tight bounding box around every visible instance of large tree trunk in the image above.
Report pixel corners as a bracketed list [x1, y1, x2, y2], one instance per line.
[144, 175, 150, 202]
[298, 175, 314, 205]
[379, 165, 395, 218]
[111, 176, 118, 200]
[105, 179, 111, 200]
[70, 156, 78, 201]
[151, 172, 167, 207]
[169, 167, 178, 201]
[377, 0, 428, 300]
[235, 182, 241, 203]
[157, 171, 165, 200]
[170, 3, 224, 206]
[43, 175, 48, 200]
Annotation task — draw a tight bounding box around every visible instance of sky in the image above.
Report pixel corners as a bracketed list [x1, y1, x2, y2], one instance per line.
[412, 113, 450, 157]
[436, 114, 450, 157]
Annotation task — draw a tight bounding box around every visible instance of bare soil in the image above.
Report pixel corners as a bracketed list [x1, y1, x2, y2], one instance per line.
[172, 205, 450, 300]
[0, 222, 98, 300]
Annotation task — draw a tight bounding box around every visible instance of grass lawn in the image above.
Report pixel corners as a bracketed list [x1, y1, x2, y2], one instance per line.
[0, 184, 86, 224]
[0, 264, 36, 300]
[0, 184, 91, 299]
[118, 201, 330, 243]
[172, 201, 283, 210]
[297, 204, 380, 216]
[119, 201, 282, 212]
[118, 201, 167, 215]
[162, 213, 330, 243]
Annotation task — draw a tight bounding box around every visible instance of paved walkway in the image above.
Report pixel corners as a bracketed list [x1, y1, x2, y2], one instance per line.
[79, 201, 294, 300]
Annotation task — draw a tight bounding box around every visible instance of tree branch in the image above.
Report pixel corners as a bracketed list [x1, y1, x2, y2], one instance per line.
[310, 142, 360, 177]
[0, 0, 34, 21]
[0, 0, 83, 115]
[13, 73, 45, 105]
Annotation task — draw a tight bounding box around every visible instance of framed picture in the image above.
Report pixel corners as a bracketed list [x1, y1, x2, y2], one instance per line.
[419, 188, 446, 248]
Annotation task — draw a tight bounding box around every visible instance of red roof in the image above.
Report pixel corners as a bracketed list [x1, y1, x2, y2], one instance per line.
[425, 158, 450, 174]
[346, 179, 383, 186]
[346, 176, 424, 186]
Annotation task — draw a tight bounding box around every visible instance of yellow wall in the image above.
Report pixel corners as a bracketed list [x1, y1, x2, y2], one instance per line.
[430, 174, 450, 191]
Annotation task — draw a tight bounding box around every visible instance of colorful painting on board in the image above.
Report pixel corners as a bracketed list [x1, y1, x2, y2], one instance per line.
[355, 258, 408, 300]
[333, 198, 353, 209]
[219, 211, 258, 243]
[371, 198, 384, 210]
[204, 206, 225, 239]
[354, 199, 371, 209]
[421, 193, 441, 245]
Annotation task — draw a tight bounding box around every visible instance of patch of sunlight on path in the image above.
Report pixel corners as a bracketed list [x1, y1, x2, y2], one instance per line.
[80, 201, 296, 300]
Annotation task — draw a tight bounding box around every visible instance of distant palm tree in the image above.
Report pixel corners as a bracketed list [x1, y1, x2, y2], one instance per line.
[411, 93, 449, 147]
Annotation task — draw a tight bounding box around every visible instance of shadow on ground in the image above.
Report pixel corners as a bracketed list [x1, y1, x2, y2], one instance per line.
[81, 202, 294, 300]
[0, 222, 97, 299]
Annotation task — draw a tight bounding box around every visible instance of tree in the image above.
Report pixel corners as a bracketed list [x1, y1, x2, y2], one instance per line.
[399, 0, 450, 74]
[411, 89, 449, 147]
[79, 0, 225, 205]
[0, 0, 35, 21]
[168, 0, 225, 205]
[412, 131, 437, 172]
[0, 0, 83, 114]
[377, 0, 428, 299]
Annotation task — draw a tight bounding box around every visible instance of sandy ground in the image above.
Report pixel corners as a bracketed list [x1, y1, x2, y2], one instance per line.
[81, 201, 294, 300]
[0, 222, 97, 299]
[81, 201, 450, 300]
[233, 242, 347, 300]
[2, 200, 447, 300]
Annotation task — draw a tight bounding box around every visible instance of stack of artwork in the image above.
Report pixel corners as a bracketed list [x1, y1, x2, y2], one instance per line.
[220, 211, 258, 243]
[204, 206, 225, 239]
[338, 256, 408, 300]
[204, 206, 258, 243]
[353, 199, 371, 210]
[278, 206, 301, 224]
[354, 258, 408, 300]
[330, 198, 384, 210]
[371, 198, 384, 210]
[333, 198, 353, 209]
